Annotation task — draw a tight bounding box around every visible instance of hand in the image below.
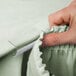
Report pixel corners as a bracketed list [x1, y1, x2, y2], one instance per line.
[42, 0, 76, 47]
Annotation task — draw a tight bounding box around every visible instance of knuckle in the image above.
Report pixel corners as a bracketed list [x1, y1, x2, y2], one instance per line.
[48, 15, 53, 21]
[59, 8, 67, 15]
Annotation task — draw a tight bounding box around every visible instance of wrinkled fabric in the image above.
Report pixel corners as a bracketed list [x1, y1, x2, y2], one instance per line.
[27, 25, 76, 76]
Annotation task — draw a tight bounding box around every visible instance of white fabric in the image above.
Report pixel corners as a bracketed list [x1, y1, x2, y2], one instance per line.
[27, 32, 50, 76]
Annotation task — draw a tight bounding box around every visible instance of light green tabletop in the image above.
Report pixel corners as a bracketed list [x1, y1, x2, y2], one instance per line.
[0, 0, 71, 57]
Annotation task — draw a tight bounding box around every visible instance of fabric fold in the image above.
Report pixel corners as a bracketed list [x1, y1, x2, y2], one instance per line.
[27, 25, 76, 76]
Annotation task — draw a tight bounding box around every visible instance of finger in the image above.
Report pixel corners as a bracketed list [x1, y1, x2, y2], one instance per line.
[68, 15, 76, 44]
[70, 15, 76, 30]
[48, 7, 70, 26]
[42, 31, 71, 47]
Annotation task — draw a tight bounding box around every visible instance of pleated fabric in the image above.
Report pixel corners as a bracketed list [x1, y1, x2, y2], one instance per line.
[27, 25, 76, 76]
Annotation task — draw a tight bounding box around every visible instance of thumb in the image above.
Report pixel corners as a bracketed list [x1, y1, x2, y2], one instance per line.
[42, 31, 71, 46]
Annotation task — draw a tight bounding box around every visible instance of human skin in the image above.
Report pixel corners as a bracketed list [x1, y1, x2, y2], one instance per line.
[42, 0, 76, 47]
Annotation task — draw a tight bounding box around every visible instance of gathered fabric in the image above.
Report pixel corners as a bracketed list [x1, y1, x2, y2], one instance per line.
[27, 25, 76, 76]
